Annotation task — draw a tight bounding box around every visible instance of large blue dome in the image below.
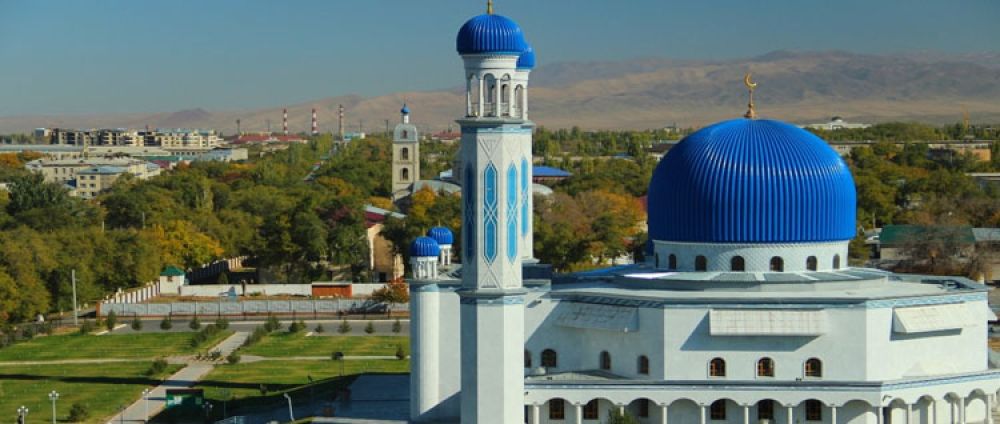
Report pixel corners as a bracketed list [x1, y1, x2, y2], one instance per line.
[427, 227, 454, 245]
[517, 45, 536, 70]
[456, 14, 528, 56]
[648, 118, 856, 244]
[410, 237, 441, 257]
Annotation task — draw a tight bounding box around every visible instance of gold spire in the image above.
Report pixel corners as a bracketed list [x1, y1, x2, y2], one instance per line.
[743, 73, 758, 119]
[487, 0, 494, 14]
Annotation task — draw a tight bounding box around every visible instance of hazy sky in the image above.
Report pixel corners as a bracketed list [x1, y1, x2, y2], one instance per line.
[1, 0, 997, 116]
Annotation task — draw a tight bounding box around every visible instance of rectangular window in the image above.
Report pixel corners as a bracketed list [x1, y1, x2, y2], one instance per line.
[549, 399, 564, 420]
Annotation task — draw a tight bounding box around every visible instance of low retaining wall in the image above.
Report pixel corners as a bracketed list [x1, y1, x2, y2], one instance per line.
[100, 299, 409, 317]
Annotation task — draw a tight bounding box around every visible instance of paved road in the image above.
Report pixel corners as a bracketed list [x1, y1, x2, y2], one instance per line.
[105, 332, 249, 424]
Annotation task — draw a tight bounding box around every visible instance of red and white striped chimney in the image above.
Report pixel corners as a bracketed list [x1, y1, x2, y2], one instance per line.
[283, 108, 288, 135]
[311, 108, 318, 135]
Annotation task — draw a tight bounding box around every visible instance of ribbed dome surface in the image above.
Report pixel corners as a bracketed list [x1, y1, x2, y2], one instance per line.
[427, 227, 454, 245]
[517, 45, 535, 70]
[456, 14, 528, 55]
[648, 118, 856, 243]
[410, 237, 441, 257]
[400, 104, 410, 115]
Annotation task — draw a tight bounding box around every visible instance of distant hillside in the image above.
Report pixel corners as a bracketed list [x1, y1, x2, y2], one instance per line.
[2, 50, 1000, 133]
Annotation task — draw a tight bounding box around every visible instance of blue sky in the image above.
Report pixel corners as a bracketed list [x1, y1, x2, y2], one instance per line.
[1, 0, 997, 116]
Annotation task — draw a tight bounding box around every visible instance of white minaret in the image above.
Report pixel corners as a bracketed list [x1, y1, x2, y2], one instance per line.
[456, 2, 532, 423]
[392, 104, 419, 200]
[514, 44, 535, 262]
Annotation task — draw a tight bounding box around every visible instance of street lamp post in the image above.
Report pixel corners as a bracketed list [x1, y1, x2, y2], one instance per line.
[142, 388, 151, 423]
[17, 406, 28, 424]
[49, 391, 59, 424]
[283, 393, 295, 422]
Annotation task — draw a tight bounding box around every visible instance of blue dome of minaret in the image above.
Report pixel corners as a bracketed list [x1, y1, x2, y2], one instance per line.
[647, 118, 857, 244]
[517, 45, 536, 70]
[456, 3, 528, 56]
[400, 104, 410, 115]
[427, 227, 454, 245]
[410, 237, 441, 257]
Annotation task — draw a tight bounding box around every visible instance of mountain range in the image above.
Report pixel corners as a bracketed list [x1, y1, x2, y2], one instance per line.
[2, 50, 1000, 134]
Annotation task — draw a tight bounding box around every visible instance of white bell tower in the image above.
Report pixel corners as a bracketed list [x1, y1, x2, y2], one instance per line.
[455, 1, 533, 423]
[392, 104, 419, 200]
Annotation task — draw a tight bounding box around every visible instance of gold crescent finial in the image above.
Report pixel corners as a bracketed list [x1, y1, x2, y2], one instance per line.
[743, 73, 758, 119]
[487, 0, 494, 14]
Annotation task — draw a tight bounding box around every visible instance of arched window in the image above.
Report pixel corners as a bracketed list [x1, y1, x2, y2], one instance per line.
[730, 256, 745, 271]
[805, 400, 822, 421]
[637, 355, 649, 375]
[402, 130, 409, 140]
[599, 351, 611, 370]
[541, 349, 557, 368]
[514, 85, 525, 117]
[695, 255, 707, 271]
[769, 257, 784, 272]
[524, 350, 531, 368]
[583, 400, 599, 419]
[668, 254, 677, 270]
[804, 358, 822, 378]
[548, 399, 565, 420]
[401, 147, 409, 160]
[468, 74, 480, 117]
[757, 357, 775, 377]
[806, 256, 818, 271]
[833, 254, 841, 270]
[710, 400, 727, 420]
[655, 253, 660, 269]
[637, 399, 649, 418]
[757, 400, 774, 420]
[401, 168, 409, 181]
[709, 358, 726, 377]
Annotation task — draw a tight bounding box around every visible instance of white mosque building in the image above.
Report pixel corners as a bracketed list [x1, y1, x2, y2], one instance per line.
[406, 3, 1000, 424]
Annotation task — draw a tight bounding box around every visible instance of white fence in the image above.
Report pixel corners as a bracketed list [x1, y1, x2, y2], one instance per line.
[100, 298, 408, 317]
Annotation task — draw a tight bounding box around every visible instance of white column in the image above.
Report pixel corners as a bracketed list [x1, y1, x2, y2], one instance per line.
[618, 404, 625, 416]
[905, 403, 911, 424]
[743, 404, 749, 424]
[831, 404, 837, 424]
[787, 405, 794, 424]
[986, 394, 994, 424]
[478, 77, 485, 117]
[529, 404, 539, 424]
[931, 399, 937, 424]
[466, 78, 472, 116]
[959, 396, 966, 424]
[660, 404, 668, 424]
[700, 404, 707, 424]
[574, 403, 583, 424]
[493, 80, 501, 117]
[876, 406, 883, 424]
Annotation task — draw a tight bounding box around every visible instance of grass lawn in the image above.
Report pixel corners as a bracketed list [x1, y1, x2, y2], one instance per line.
[241, 333, 409, 357]
[183, 359, 409, 421]
[0, 362, 181, 424]
[0, 331, 233, 362]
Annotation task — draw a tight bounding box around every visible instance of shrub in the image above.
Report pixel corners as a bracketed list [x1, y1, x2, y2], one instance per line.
[215, 317, 229, 330]
[79, 320, 95, 335]
[265, 315, 281, 332]
[21, 325, 35, 340]
[314, 323, 325, 333]
[337, 319, 351, 334]
[395, 344, 406, 360]
[392, 318, 402, 333]
[243, 326, 267, 348]
[41, 321, 55, 335]
[68, 402, 91, 422]
[160, 316, 173, 330]
[364, 321, 375, 334]
[131, 317, 143, 331]
[147, 358, 168, 376]
[607, 410, 640, 424]
[227, 352, 241, 364]
[188, 315, 201, 330]
[210, 350, 222, 361]
[288, 320, 305, 333]
[105, 310, 117, 331]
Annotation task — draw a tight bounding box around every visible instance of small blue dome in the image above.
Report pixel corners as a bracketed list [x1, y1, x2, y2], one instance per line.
[427, 227, 454, 245]
[648, 118, 856, 244]
[410, 236, 441, 257]
[400, 104, 410, 115]
[457, 14, 528, 56]
[517, 45, 536, 70]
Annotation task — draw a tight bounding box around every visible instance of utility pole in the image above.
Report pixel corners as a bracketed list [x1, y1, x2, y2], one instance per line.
[71, 270, 78, 326]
